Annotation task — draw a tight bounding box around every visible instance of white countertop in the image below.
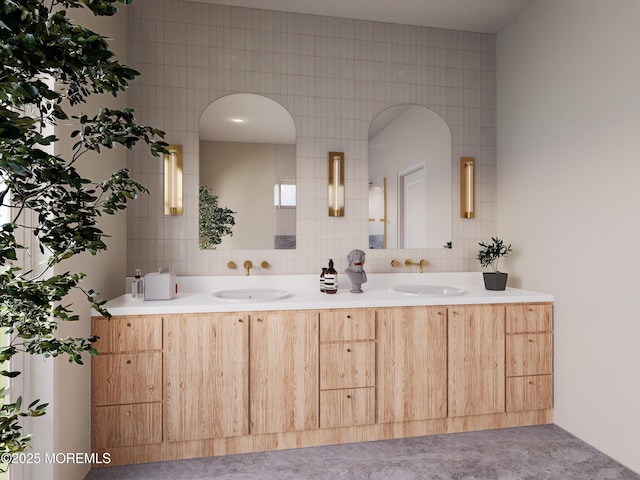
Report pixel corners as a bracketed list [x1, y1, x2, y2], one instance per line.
[94, 273, 554, 316]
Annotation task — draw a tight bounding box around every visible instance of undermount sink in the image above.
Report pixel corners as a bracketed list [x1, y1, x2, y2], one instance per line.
[389, 285, 466, 297]
[211, 288, 293, 302]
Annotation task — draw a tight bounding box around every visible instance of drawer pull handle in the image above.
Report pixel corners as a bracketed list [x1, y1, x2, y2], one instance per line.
[126, 411, 131, 416]
[126, 360, 132, 365]
[257, 318, 263, 323]
[529, 381, 534, 385]
[528, 339, 534, 343]
[238, 319, 243, 323]
[346, 315, 351, 319]
[346, 348, 351, 352]
[346, 395, 352, 399]
[126, 322, 132, 327]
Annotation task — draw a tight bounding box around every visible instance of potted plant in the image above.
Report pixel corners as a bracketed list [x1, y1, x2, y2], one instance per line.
[477, 237, 512, 290]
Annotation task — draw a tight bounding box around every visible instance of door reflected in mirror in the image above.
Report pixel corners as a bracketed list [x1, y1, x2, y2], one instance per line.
[368, 105, 452, 249]
[199, 94, 296, 249]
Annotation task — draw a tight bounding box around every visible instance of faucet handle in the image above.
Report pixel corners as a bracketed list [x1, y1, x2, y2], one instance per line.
[391, 259, 400, 267]
[227, 261, 237, 269]
[260, 260, 270, 269]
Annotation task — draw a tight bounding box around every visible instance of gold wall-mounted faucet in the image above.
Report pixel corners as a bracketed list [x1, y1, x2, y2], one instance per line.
[405, 259, 428, 273]
[243, 260, 253, 276]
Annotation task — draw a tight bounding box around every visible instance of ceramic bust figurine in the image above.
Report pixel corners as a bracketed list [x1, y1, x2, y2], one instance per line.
[345, 249, 367, 293]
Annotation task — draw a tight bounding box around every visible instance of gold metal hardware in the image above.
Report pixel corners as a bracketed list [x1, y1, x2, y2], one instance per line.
[529, 339, 534, 343]
[460, 156, 475, 218]
[328, 152, 345, 216]
[126, 322, 131, 327]
[346, 395, 352, 399]
[227, 261, 237, 270]
[260, 260, 269, 269]
[126, 360, 131, 364]
[238, 319, 243, 323]
[405, 259, 428, 273]
[164, 145, 183, 216]
[243, 260, 253, 276]
[347, 348, 351, 352]
[391, 259, 400, 267]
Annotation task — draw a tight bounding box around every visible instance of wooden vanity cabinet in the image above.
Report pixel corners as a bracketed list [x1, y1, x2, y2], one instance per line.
[319, 309, 375, 428]
[505, 304, 553, 412]
[92, 315, 163, 449]
[250, 310, 319, 434]
[377, 306, 447, 423]
[164, 313, 249, 442]
[93, 301, 553, 467]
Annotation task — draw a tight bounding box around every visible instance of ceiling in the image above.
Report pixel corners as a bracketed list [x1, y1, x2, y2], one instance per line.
[188, 0, 535, 34]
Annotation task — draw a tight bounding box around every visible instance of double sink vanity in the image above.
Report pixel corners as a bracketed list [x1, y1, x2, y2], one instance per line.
[91, 273, 554, 467]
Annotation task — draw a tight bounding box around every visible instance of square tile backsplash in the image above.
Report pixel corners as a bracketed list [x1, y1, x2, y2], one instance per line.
[126, 0, 497, 276]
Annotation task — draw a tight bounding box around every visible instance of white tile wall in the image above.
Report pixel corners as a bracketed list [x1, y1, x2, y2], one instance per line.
[126, 0, 497, 276]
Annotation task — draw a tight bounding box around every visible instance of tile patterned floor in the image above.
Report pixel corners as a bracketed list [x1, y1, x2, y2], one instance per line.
[84, 425, 640, 479]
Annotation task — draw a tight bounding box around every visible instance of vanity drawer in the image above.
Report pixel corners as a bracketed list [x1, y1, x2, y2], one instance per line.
[506, 375, 553, 412]
[93, 315, 163, 353]
[320, 309, 375, 342]
[506, 333, 553, 377]
[93, 352, 162, 406]
[320, 342, 375, 390]
[320, 387, 375, 428]
[93, 402, 162, 448]
[506, 304, 552, 334]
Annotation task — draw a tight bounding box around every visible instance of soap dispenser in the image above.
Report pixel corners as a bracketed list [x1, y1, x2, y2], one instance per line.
[131, 268, 144, 302]
[324, 259, 338, 294]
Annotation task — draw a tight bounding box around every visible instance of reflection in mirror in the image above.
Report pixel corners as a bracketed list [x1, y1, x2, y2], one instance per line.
[368, 105, 452, 249]
[199, 94, 296, 249]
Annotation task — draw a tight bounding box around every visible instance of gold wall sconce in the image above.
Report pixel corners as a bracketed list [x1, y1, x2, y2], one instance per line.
[460, 156, 475, 219]
[164, 144, 183, 216]
[328, 151, 344, 217]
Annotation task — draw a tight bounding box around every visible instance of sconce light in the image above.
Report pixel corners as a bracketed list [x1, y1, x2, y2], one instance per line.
[328, 151, 344, 217]
[460, 156, 475, 219]
[164, 144, 183, 216]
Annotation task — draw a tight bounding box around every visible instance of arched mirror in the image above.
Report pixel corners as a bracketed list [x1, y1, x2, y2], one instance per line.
[199, 94, 296, 249]
[368, 105, 452, 249]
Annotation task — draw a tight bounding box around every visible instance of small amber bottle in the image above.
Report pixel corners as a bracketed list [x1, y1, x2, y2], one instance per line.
[324, 259, 338, 294]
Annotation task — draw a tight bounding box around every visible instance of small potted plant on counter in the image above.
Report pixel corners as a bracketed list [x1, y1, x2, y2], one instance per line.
[477, 237, 512, 290]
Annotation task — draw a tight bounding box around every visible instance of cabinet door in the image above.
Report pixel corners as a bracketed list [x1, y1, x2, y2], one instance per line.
[93, 315, 162, 353]
[250, 310, 319, 434]
[93, 403, 162, 448]
[506, 333, 553, 377]
[93, 351, 162, 406]
[164, 313, 249, 442]
[320, 342, 375, 390]
[448, 305, 505, 417]
[506, 304, 552, 333]
[320, 309, 375, 341]
[320, 388, 375, 428]
[377, 307, 447, 423]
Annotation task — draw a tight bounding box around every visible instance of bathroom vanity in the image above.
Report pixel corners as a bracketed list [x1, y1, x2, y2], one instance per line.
[91, 274, 553, 466]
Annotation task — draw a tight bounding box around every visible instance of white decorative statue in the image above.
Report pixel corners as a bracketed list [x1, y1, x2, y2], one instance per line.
[345, 249, 367, 293]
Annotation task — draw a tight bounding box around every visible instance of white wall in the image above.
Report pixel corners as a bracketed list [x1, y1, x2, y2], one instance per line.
[497, 0, 640, 473]
[126, 0, 498, 276]
[30, 6, 129, 480]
